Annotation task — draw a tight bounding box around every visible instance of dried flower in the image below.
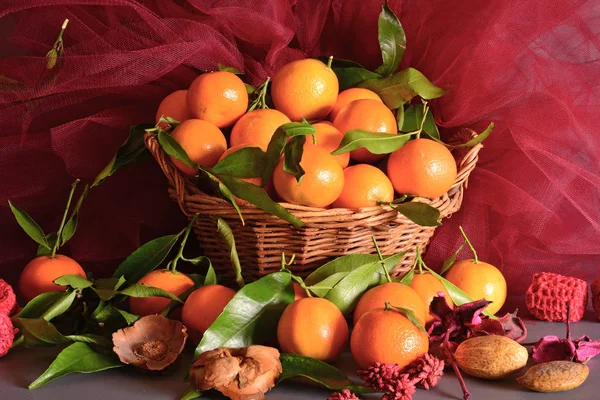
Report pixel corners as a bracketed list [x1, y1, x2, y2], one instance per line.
[381, 373, 416, 400]
[112, 315, 187, 371]
[357, 362, 400, 391]
[190, 345, 282, 400]
[592, 278, 600, 320]
[327, 388, 360, 399]
[0, 279, 17, 317]
[532, 306, 600, 363]
[0, 314, 16, 358]
[406, 353, 444, 390]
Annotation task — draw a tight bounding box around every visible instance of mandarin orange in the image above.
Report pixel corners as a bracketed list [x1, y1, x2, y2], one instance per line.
[304, 122, 349, 168]
[186, 71, 248, 128]
[329, 88, 382, 121]
[331, 164, 394, 209]
[229, 109, 291, 151]
[409, 272, 454, 325]
[333, 99, 397, 163]
[181, 284, 236, 343]
[129, 269, 194, 317]
[156, 90, 191, 126]
[387, 138, 457, 198]
[271, 59, 338, 121]
[353, 282, 427, 326]
[169, 119, 227, 175]
[18, 254, 86, 302]
[277, 297, 348, 361]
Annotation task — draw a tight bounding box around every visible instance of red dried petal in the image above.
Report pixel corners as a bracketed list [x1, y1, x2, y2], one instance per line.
[0, 280, 17, 317]
[497, 309, 528, 342]
[526, 273, 588, 322]
[532, 335, 576, 363]
[574, 338, 600, 362]
[0, 314, 15, 358]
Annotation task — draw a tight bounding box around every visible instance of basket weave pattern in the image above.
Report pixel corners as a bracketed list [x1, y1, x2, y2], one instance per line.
[144, 129, 482, 284]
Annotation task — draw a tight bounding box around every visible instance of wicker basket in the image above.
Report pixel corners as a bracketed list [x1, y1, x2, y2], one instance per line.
[144, 128, 482, 284]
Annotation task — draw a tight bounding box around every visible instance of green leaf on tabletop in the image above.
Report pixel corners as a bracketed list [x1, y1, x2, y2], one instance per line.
[215, 218, 244, 288]
[60, 184, 89, 245]
[28, 342, 123, 389]
[195, 271, 294, 357]
[283, 135, 306, 183]
[358, 68, 447, 109]
[452, 122, 494, 148]
[279, 353, 351, 389]
[375, 2, 406, 76]
[325, 262, 377, 314]
[333, 68, 383, 91]
[421, 264, 495, 318]
[197, 168, 244, 224]
[304, 254, 380, 286]
[218, 175, 304, 227]
[389, 304, 428, 334]
[157, 130, 197, 168]
[315, 57, 365, 69]
[8, 200, 50, 249]
[218, 64, 244, 75]
[112, 234, 180, 285]
[212, 147, 266, 178]
[96, 283, 183, 303]
[332, 129, 411, 156]
[18, 291, 76, 321]
[440, 242, 466, 275]
[13, 317, 111, 348]
[92, 303, 139, 326]
[262, 122, 316, 185]
[308, 272, 349, 298]
[53, 274, 93, 290]
[180, 386, 203, 400]
[92, 124, 152, 187]
[390, 202, 441, 227]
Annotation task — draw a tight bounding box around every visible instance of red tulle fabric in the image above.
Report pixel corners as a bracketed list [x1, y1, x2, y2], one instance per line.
[1, 0, 599, 295]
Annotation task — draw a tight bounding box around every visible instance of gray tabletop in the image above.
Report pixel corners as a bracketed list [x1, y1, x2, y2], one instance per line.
[2, 314, 599, 400]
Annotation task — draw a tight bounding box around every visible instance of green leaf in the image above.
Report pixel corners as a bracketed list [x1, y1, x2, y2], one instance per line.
[204, 262, 217, 285]
[157, 130, 197, 168]
[423, 108, 440, 140]
[92, 124, 152, 187]
[358, 68, 447, 109]
[91, 303, 139, 326]
[304, 254, 380, 286]
[396, 106, 405, 131]
[332, 129, 411, 156]
[401, 104, 422, 132]
[211, 147, 266, 178]
[390, 306, 428, 335]
[96, 283, 183, 303]
[279, 353, 350, 389]
[333, 68, 383, 92]
[218, 175, 305, 228]
[13, 317, 111, 348]
[217, 64, 243, 75]
[18, 291, 77, 322]
[262, 122, 316, 185]
[60, 184, 89, 245]
[53, 274, 93, 290]
[37, 232, 57, 256]
[315, 57, 365, 69]
[180, 386, 203, 400]
[197, 168, 244, 224]
[8, 200, 49, 249]
[452, 122, 494, 148]
[308, 272, 349, 297]
[390, 202, 441, 226]
[215, 217, 244, 288]
[283, 135, 306, 183]
[195, 272, 294, 357]
[375, 3, 406, 76]
[399, 267, 415, 285]
[440, 242, 466, 275]
[422, 265, 495, 318]
[324, 253, 404, 314]
[112, 234, 180, 285]
[28, 342, 123, 389]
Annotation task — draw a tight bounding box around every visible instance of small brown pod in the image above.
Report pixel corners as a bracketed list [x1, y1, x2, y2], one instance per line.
[517, 361, 589, 392]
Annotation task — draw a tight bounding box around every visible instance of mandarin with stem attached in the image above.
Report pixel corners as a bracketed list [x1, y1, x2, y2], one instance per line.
[333, 99, 397, 163]
[351, 307, 429, 369]
[169, 119, 227, 176]
[277, 297, 348, 361]
[329, 88, 382, 121]
[129, 269, 194, 317]
[331, 164, 394, 209]
[181, 284, 236, 343]
[230, 109, 291, 152]
[18, 254, 86, 302]
[304, 122, 349, 168]
[409, 272, 454, 325]
[271, 59, 338, 121]
[156, 90, 191, 126]
[272, 145, 344, 208]
[353, 282, 427, 326]
[186, 71, 248, 128]
[387, 138, 457, 199]
[292, 282, 308, 301]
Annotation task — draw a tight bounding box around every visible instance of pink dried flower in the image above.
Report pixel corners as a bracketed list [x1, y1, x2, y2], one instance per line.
[381, 373, 416, 400]
[0, 279, 17, 317]
[327, 389, 359, 400]
[406, 353, 444, 390]
[0, 314, 16, 358]
[357, 362, 400, 391]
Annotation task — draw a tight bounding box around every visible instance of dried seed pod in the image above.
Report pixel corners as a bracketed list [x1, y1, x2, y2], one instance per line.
[517, 361, 589, 392]
[454, 335, 528, 380]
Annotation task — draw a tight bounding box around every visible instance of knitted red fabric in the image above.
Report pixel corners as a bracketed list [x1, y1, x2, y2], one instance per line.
[526, 273, 588, 322]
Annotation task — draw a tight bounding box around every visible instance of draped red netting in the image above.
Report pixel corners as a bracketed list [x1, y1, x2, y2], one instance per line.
[1, 0, 599, 296]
